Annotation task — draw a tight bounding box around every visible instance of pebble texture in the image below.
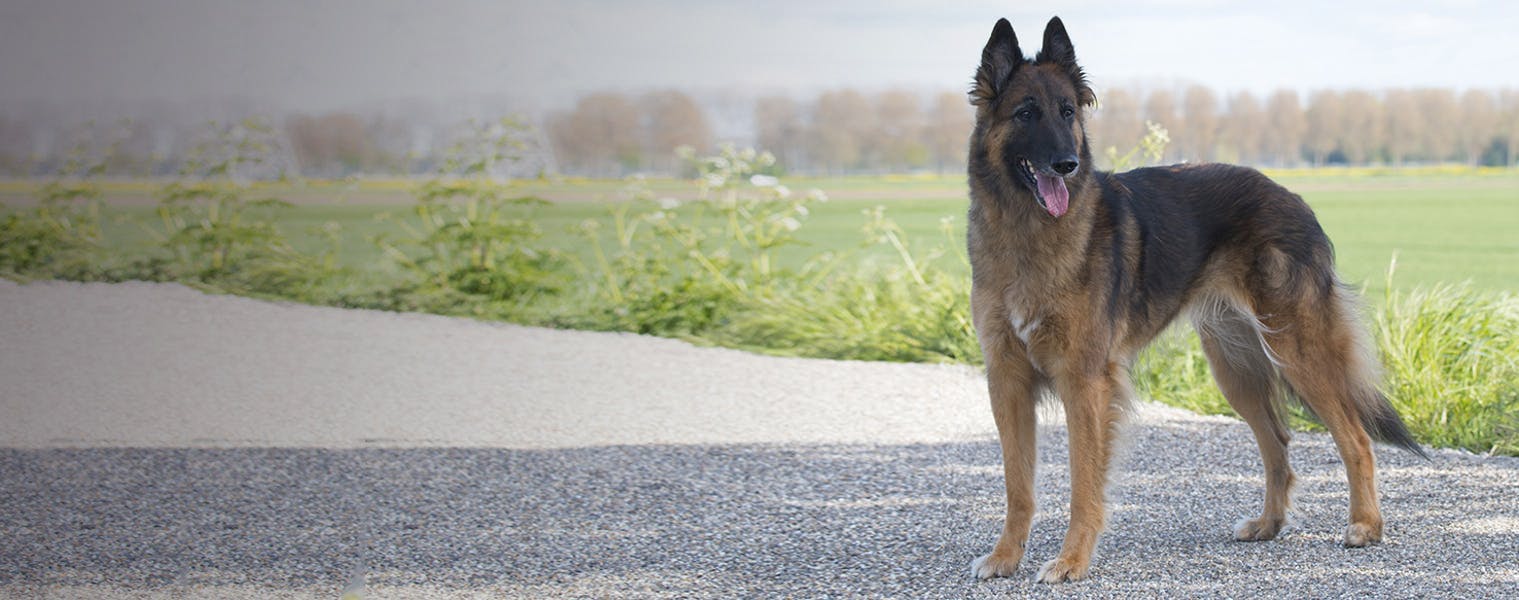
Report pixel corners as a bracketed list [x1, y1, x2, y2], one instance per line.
[1, 280, 1516, 598]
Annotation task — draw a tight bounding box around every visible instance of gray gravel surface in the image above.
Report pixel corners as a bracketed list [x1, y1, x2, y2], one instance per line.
[2, 279, 1517, 599]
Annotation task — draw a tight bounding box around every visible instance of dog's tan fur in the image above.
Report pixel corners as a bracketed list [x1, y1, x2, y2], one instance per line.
[965, 17, 1423, 583]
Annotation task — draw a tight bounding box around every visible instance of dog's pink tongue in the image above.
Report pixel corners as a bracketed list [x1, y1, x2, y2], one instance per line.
[1036, 173, 1069, 217]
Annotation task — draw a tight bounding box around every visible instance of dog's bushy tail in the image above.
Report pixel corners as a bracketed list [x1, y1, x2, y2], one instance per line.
[1328, 285, 1429, 459]
[1354, 389, 1428, 459]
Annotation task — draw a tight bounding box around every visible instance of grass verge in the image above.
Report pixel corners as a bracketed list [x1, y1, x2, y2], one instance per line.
[4, 124, 1517, 455]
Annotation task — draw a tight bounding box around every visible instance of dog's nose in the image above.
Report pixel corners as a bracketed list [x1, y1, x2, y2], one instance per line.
[1052, 157, 1079, 175]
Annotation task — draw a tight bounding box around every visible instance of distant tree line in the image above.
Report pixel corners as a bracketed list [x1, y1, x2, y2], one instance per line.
[1093, 85, 1519, 167]
[539, 88, 975, 176]
[543, 85, 1519, 175]
[2, 86, 1517, 178]
[544, 90, 713, 177]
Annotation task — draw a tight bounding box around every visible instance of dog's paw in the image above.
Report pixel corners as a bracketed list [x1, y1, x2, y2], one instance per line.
[1036, 555, 1089, 584]
[1233, 516, 1286, 541]
[971, 550, 1022, 580]
[1343, 521, 1382, 547]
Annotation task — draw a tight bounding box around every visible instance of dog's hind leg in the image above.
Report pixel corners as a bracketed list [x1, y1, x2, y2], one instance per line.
[971, 327, 1040, 580]
[1265, 306, 1385, 547]
[1196, 315, 1295, 541]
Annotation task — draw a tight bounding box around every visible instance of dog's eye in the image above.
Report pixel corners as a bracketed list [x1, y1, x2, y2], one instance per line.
[1061, 106, 1075, 119]
[1015, 109, 1034, 122]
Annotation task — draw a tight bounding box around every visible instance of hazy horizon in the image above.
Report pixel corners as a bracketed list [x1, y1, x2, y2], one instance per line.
[3, 0, 1518, 118]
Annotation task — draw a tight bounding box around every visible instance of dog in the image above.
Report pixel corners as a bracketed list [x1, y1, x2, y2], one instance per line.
[964, 16, 1426, 583]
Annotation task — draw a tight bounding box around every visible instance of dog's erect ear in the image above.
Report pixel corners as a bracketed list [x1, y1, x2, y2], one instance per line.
[1038, 17, 1078, 68]
[1038, 16, 1096, 107]
[970, 18, 1023, 106]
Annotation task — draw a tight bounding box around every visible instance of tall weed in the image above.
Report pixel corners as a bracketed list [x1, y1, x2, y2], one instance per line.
[1105, 121, 1169, 171]
[564, 144, 823, 335]
[132, 119, 327, 294]
[1376, 262, 1519, 453]
[371, 118, 562, 315]
[716, 209, 978, 363]
[0, 138, 108, 280]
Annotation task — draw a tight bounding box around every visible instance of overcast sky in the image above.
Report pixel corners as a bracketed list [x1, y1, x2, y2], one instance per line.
[3, 0, 1517, 115]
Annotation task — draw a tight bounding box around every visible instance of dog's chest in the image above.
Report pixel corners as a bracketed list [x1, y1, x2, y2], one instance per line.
[1005, 304, 1059, 375]
[1007, 306, 1042, 346]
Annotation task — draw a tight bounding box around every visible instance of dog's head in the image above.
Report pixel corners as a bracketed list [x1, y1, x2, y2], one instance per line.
[969, 17, 1095, 218]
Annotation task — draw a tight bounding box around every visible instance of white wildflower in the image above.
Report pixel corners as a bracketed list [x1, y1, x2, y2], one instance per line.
[750, 174, 779, 187]
[659, 197, 680, 210]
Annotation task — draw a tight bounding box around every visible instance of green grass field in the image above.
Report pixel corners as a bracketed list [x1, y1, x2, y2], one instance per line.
[29, 169, 1515, 298]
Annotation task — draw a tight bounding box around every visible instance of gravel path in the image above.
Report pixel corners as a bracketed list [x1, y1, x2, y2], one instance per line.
[2, 279, 1516, 598]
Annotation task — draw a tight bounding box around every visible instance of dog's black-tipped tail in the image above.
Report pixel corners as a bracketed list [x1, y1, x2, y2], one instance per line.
[1359, 390, 1429, 460]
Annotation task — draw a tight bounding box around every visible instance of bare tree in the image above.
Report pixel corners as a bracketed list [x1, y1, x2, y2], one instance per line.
[811, 89, 876, 174]
[1090, 86, 1142, 168]
[927, 91, 972, 174]
[1457, 89, 1498, 165]
[1340, 89, 1385, 165]
[1304, 90, 1344, 165]
[875, 89, 927, 172]
[1180, 85, 1219, 162]
[755, 95, 807, 172]
[1220, 91, 1264, 165]
[547, 92, 640, 177]
[286, 112, 370, 176]
[1262, 90, 1305, 166]
[1383, 89, 1422, 166]
[1501, 89, 1519, 166]
[639, 90, 713, 174]
[1416, 88, 1459, 163]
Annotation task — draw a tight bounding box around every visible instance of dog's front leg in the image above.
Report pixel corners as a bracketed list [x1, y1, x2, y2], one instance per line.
[971, 328, 1039, 580]
[1038, 364, 1122, 583]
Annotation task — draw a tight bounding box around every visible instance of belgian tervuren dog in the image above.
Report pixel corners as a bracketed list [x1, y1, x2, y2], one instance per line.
[965, 16, 1425, 583]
